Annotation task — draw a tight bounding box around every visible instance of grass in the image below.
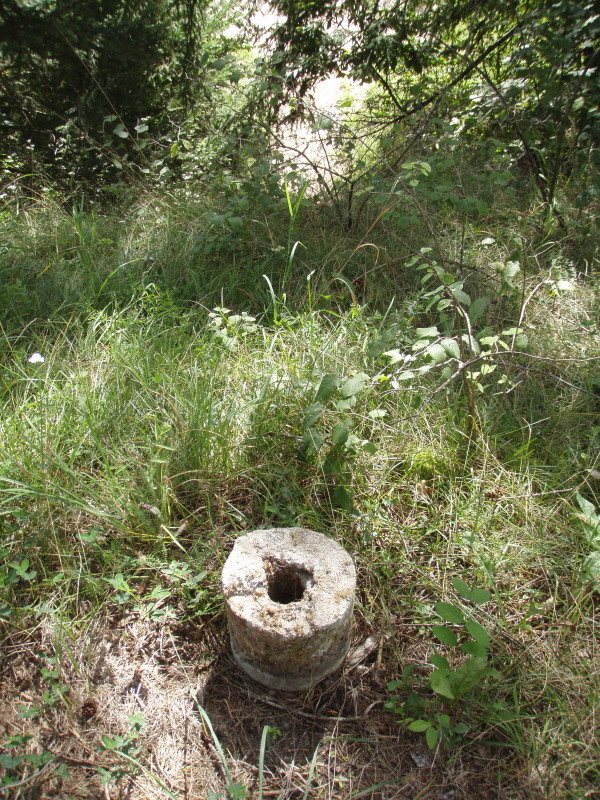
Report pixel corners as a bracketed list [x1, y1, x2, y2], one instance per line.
[0, 165, 598, 799]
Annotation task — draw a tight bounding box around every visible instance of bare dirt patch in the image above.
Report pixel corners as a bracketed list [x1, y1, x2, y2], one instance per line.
[0, 612, 545, 799]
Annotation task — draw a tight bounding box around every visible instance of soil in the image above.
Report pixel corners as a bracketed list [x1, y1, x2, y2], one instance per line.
[0, 610, 546, 799]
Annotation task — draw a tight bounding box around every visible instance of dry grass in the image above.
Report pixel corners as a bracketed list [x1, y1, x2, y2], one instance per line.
[1, 592, 577, 800]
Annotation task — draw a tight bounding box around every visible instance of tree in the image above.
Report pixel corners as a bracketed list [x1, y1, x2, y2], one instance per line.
[259, 0, 599, 216]
[0, 0, 212, 186]
[258, 0, 525, 101]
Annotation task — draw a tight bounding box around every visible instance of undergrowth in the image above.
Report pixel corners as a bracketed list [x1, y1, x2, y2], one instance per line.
[0, 171, 598, 799]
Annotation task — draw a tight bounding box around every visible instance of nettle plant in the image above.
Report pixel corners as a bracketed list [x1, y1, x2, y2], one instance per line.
[207, 307, 260, 351]
[386, 579, 498, 749]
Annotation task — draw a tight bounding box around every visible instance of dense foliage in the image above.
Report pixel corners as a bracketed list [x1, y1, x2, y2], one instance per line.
[264, 0, 599, 211]
[2, 0, 597, 216]
[0, 0, 234, 186]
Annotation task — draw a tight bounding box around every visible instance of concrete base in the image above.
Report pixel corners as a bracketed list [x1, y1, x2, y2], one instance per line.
[222, 528, 356, 692]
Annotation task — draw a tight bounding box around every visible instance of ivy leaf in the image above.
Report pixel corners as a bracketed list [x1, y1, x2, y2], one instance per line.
[315, 373, 339, 402]
[431, 625, 458, 646]
[302, 403, 323, 429]
[435, 602, 464, 624]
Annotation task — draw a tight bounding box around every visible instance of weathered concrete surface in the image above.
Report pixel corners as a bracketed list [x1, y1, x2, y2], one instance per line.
[222, 528, 356, 691]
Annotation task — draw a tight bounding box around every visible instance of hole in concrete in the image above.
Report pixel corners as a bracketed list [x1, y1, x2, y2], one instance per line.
[265, 560, 313, 604]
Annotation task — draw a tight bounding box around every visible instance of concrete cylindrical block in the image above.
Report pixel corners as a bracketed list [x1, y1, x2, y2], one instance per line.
[222, 528, 356, 691]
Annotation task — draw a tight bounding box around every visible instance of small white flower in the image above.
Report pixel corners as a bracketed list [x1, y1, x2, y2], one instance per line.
[28, 352, 45, 364]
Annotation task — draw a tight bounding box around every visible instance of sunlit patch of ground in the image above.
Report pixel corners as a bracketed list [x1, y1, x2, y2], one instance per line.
[0, 610, 548, 800]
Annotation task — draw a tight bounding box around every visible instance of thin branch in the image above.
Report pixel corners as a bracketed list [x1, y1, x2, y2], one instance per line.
[368, 64, 405, 113]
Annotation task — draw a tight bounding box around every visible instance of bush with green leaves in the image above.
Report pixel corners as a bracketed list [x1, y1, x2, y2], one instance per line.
[0, 0, 244, 189]
[386, 579, 498, 749]
[300, 370, 379, 512]
[573, 493, 600, 590]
